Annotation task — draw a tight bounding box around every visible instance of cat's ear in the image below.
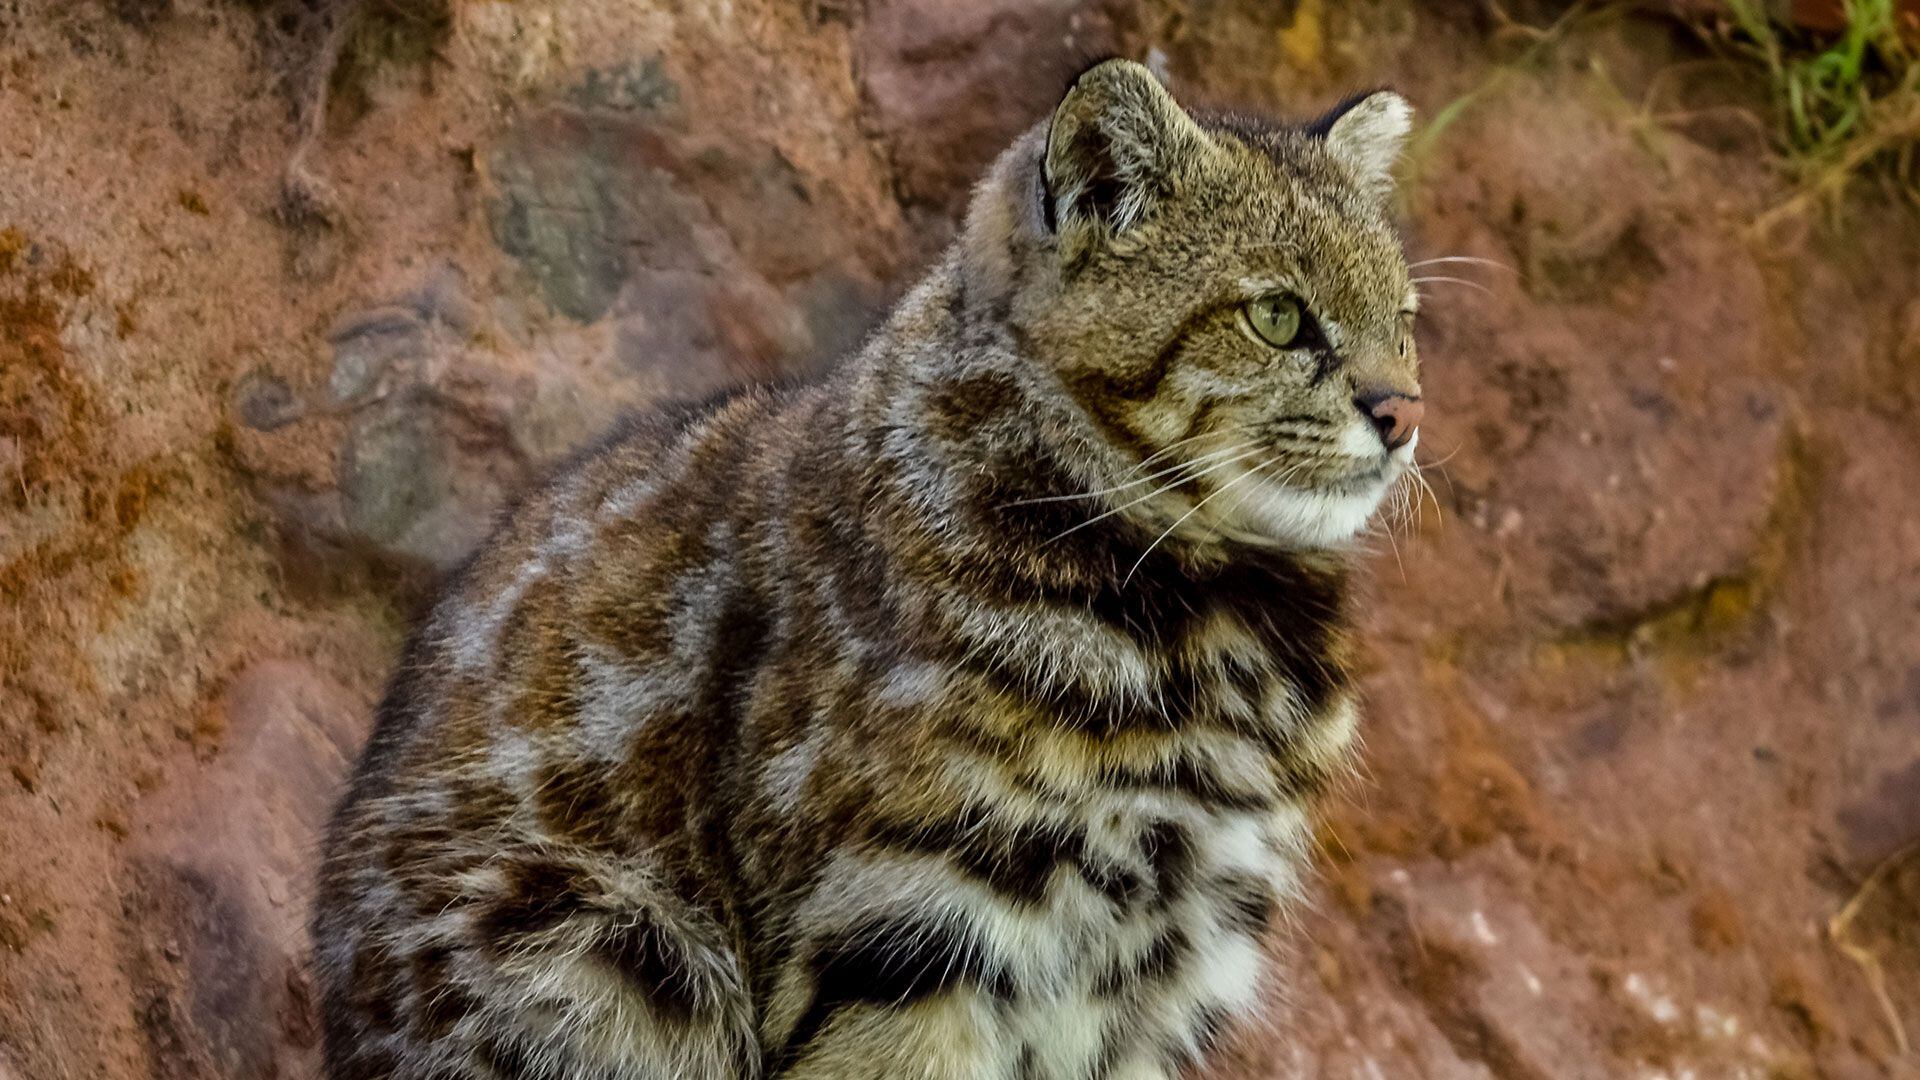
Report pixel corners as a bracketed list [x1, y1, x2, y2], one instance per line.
[1309, 90, 1413, 203]
[1043, 59, 1207, 248]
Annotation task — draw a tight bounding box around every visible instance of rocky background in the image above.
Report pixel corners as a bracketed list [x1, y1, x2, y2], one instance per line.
[2, 1, 1918, 1077]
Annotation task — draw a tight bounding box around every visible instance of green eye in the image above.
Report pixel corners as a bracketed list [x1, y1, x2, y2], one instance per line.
[1246, 295, 1304, 348]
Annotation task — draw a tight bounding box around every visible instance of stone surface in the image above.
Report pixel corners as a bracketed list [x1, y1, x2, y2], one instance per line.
[317, 292, 530, 571]
[122, 661, 365, 1080]
[232, 371, 304, 432]
[858, 0, 1124, 210]
[326, 306, 427, 406]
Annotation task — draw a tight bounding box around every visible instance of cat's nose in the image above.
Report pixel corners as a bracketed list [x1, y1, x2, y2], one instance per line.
[1354, 390, 1423, 451]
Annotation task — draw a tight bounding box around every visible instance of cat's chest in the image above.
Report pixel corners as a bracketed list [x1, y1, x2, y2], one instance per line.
[986, 794, 1304, 1074]
[1051, 792, 1305, 957]
[928, 660, 1355, 982]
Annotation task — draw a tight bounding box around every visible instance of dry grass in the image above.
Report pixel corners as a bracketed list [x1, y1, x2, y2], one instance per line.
[277, 0, 453, 229]
[1828, 843, 1918, 1058]
[1716, 0, 1920, 227]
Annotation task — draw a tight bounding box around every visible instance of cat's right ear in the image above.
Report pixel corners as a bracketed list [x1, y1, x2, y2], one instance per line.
[1307, 89, 1413, 205]
[1043, 59, 1206, 259]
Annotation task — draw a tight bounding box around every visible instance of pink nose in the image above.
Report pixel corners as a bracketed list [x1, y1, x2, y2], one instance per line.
[1355, 391, 1423, 451]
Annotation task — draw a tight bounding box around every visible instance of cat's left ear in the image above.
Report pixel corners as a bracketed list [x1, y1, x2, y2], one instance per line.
[1309, 90, 1413, 203]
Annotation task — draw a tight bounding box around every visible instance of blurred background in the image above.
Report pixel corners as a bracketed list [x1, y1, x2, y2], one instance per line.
[2, 0, 1918, 1077]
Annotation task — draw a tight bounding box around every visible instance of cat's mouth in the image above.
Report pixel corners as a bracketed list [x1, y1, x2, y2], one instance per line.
[1305, 427, 1417, 492]
[1258, 450, 1402, 495]
[1327, 452, 1410, 493]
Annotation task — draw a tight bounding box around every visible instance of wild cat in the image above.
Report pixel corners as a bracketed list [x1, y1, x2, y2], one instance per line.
[312, 58, 1424, 1080]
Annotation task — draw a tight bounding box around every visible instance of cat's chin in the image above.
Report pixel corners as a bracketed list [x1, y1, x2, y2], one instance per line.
[1221, 470, 1397, 550]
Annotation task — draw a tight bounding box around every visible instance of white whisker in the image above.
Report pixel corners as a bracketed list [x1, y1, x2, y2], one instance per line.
[1001, 442, 1256, 507]
[1382, 498, 1407, 582]
[1122, 457, 1280, 587]
[1408, 275, 1495, 297]
[1126, 432, 1219, 476]
[1408, 255, 1515, 274]
[1408, 461, 1443, 534]
[1043, 448, 1264, 545]
[1418, 441, 1465, 469]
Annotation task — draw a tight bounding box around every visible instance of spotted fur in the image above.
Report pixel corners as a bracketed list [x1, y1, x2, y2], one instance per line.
[313, 60, 1422, 1079]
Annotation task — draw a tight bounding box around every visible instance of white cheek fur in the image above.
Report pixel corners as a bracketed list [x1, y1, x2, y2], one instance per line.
[1228, 421, 1416, 548]
[1226, 437, 1407, 548]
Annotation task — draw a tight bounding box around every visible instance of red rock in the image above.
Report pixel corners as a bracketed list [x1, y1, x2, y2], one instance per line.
[3, 3, 1919, 1078]
[858, 0, 1123, 210]
[123, 661, 368, 1080]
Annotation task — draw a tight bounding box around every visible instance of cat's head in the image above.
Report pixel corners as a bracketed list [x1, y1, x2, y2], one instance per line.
[964, 59, 1420, 551]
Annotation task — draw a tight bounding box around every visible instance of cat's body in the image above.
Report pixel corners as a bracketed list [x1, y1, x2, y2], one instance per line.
[314, 61, 1423, 1079]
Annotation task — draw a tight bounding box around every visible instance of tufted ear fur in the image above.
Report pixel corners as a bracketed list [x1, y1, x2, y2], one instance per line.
[1309, 90, 1413, 204]
[1044, 59, 1209, 257]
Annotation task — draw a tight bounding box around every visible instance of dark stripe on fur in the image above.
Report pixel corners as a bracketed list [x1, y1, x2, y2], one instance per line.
[865, 808, 1141, 908]
[1212, 873, 1279, 935]
[774, 918, 1010, 1071]
[476, 858, 589, 946]
[476, 1036, 567, 1080]
[596, 914, 703, 1022]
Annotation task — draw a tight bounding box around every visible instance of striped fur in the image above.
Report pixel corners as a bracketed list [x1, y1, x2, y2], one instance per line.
[313, 61, 1421, 1079]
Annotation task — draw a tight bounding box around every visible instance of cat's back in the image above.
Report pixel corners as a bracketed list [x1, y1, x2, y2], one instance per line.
[311, 380, 825, 1079]
[327, 386, 766, 784]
